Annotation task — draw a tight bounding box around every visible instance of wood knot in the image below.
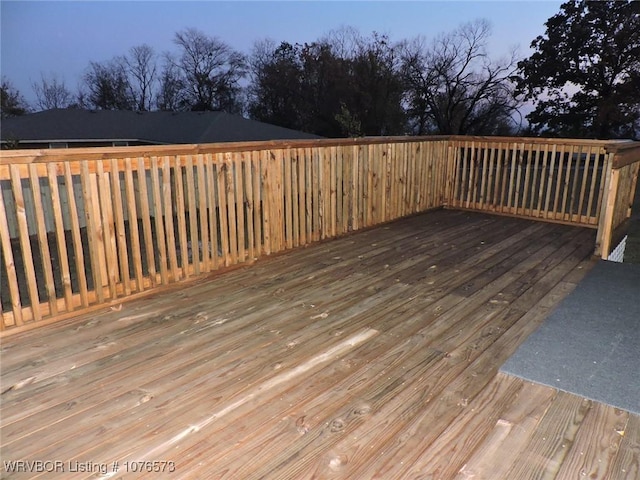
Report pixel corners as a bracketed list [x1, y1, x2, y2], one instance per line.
[328, 454, 348, 471]
[329, 418, 345, 432]
[352, 403, 371, 416]
[92, 341, 116, 351]
[137, 391, 154, 405]
[295, 416, 309, 435]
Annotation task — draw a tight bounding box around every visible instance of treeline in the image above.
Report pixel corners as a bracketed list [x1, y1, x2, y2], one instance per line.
[2, 21, 520, 137]
[2, 1, 639, 139]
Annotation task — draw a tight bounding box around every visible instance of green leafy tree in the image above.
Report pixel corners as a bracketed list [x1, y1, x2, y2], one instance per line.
[516, 0, 640, 139]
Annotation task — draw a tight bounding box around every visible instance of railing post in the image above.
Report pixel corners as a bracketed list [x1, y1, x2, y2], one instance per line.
[444, 138, 456, 207]
[595, 142, 640, 259]
[595, 159, 619, 259]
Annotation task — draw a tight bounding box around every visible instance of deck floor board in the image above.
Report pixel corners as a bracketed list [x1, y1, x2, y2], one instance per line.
[1, 209, 638, 479]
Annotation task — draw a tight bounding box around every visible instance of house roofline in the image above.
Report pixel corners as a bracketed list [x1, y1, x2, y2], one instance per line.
[1, 138, 167, 146]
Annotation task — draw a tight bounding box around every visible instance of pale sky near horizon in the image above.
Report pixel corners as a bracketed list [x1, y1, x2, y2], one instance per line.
[1, 0, 564, 106]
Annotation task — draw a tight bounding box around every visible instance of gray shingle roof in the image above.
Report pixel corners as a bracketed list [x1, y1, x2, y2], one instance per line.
[1, 109, 322, 145]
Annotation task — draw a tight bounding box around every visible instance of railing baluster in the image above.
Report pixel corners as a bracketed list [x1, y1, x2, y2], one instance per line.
[244, 152, 256, 259]
[63, 162, 89, 307]
[0, 169, 23, 325]
[535, 144, 548, 218]
[45, 163, 73, 312]
[80, 160, 104, 304]
[585, 148, 601, 225]
[205, 153, 220, 268]
[124, 158, 144, 291]
[162, 156, 179, 281]
[196, 154, 210, 273]
[150, 156, 169, 283]
[28, 163, 57, 316]
[185, 155, 200, 274]
[136, 157, 157, 285]
[235, 153, 247, 261]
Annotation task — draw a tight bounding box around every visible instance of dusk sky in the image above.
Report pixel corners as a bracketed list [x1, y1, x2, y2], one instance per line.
[1, 1, 563, 106]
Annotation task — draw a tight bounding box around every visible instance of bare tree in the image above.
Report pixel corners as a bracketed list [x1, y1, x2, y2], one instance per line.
[171, 28, 247, 112]
[156, 56, 185, 110]
[402, 20, 522, 135]
[321, 26, 362, 59]
[124, 44, 157, 111]
[32, 73, 72, 110]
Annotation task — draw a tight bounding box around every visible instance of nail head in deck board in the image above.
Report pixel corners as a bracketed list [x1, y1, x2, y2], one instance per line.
[553, 400, 629, 479]
[608, 413, 640, 480]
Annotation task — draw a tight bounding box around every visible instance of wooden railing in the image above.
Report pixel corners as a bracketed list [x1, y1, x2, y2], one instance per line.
[1, 136, 638, 333]
[447, 137, 614, 226]
[0, 138, 450, 332]
[445, 136, 639, 258]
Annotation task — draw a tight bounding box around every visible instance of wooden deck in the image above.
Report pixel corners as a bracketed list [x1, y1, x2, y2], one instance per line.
[1, 210, 638, 479]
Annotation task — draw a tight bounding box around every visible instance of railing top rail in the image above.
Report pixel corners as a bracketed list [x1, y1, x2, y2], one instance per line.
[447, 135, 633, 148]
[0, 136, 451, 164]
[603, 141, 640, 169]
[2, 134, 634, 165]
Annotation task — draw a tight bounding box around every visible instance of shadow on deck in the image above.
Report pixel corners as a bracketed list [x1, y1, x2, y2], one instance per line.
[1, 209, 638, 479]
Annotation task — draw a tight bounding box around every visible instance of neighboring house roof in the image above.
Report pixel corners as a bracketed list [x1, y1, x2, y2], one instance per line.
[1, 109, 322, 147]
